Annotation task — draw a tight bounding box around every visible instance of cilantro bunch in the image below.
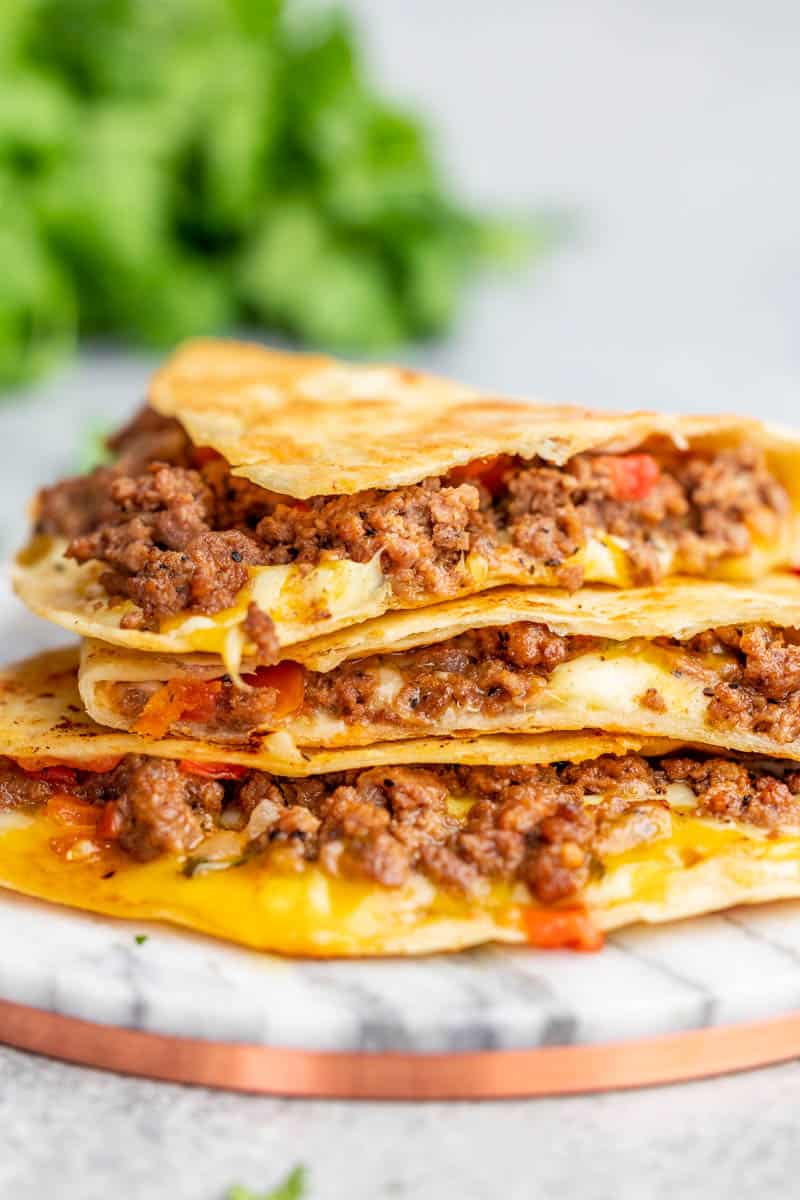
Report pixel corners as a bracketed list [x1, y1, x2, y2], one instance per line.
[0, 0, 520, 386]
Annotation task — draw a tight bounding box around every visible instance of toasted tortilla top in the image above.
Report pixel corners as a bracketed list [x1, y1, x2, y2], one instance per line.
[0, 647, 678, 776]
[149, 339, 799, 498]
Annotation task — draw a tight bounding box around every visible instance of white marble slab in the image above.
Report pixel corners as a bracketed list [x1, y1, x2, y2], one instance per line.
[2, 581, 800, 1052]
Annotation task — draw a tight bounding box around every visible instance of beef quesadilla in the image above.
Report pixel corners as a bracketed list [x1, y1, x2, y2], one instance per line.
[77, 575, 800, 764]
[4, 649, 800, 956]
[14, 340, 800, 677]
[8, 341, 800, 961]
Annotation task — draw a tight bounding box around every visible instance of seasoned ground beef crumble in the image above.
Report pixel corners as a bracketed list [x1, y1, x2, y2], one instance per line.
[33, 407, 789, 632]
[114, 620, 800, 747]
[3, 752, 798, 902]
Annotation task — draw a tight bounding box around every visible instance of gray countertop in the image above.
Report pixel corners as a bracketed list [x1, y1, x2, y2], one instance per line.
[4, 1, 800, 1196]
[4, 1042, 800, 1200]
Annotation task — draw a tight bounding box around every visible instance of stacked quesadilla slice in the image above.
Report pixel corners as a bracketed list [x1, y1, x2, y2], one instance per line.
[3, 339, 800, 956]
[14, 339, 800, 670]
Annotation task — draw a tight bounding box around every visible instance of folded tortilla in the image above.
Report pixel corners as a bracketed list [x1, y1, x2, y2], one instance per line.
[79, 574, 800, 763]
[14, 339, 800, 672]
[147, 340, 800, 499]
[3, 648, 800, 956]
[0, 647, 677, 774]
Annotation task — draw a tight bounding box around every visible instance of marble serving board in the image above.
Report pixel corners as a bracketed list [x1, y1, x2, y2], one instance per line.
[4, 584, 800, 1057]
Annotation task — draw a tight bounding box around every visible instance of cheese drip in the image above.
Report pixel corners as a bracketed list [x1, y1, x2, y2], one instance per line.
[1, 787, 799, 956]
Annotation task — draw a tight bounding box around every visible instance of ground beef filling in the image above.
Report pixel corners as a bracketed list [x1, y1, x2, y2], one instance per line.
[114, 675, 288, 738]
[302, 623, 593, 726]
[3, 753, 799, 902]
[113, 621, 800, 742]
[113, 623, 587, 736]
[108, 616, 800, 746]
[32, 407, 789, 630]
[685, 625, 800, 744]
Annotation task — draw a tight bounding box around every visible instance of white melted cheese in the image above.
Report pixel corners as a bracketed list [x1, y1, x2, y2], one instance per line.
[544, 647, 708, 723]
[284, 645, 713, 747]
[0, 812, 33, 833]
[160, 553, 390, 675]
[580, 782, 696, 811]
[372, 666, 405, 705]
[578, 535, 676, 587]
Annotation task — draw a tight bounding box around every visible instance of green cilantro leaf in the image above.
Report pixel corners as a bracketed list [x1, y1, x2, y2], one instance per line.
[0, 1, 543, 389]
[77, 421, 112, 472]
[227, 1164, 307, 1200]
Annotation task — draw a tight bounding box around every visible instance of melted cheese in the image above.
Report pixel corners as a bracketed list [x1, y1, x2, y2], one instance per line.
[281, 642, 717, 748]
[1, 793, 800, 955]
[0, 812, 513, 956]
[160, 553, 390, 674]
[17, 524, 793, 673]
[545, 644, 709, 721]
[155, 534, 641, 676]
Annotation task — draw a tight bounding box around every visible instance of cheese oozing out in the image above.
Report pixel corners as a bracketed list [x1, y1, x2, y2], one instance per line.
[0, 782, 798, 955]
[155, 536, 637, 670]
[285, 641, 723, 747]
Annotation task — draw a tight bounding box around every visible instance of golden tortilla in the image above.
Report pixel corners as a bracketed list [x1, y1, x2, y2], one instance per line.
[150, 339, 800, 499]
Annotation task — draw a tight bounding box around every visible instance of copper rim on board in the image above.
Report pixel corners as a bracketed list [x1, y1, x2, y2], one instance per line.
[2, 998, 800, 1097]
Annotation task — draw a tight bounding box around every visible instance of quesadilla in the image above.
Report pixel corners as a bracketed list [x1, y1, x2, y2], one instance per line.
[15, 340, 800, 677]
[78, 575, 800, 765]
[5, 648, 800, 956]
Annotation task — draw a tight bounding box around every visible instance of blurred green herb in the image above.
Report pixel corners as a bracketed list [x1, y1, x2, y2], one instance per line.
[134, 934, 148, 945]
[77, 421, 112, 471]
[0, 0, 539, 388]
[227, 1165, 307, 1200]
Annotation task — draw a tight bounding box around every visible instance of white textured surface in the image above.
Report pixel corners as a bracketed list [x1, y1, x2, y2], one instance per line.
[2, 1041, 800, 1200]
[4, 0, 800, 1194]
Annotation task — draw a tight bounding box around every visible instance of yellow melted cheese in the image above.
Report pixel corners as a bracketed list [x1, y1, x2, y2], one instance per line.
[152, 535, 662, 674]
[159, 553, 391, 676]
[1, 793, 799, 955]
[0, 812, 514, 956]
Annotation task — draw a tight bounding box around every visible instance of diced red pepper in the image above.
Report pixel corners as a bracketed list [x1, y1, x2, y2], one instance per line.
[448, 454, 514, 498]
[95, 800, 123, 840]
[178, 760, 250, 781]
[523, 907, 605, 952]
[134, 679, 223, 738]
[19, 763, 78, 787]
[46, 793, 98, 830]
[192, 446, 223, 467]
[241, 661, 305, 717]
[594, 453, 661, 502]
